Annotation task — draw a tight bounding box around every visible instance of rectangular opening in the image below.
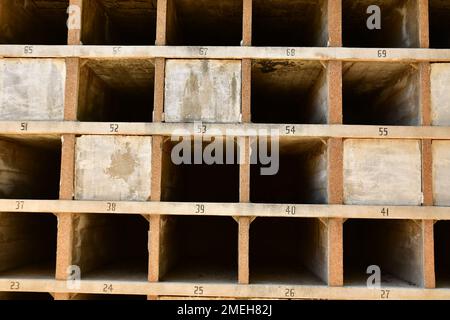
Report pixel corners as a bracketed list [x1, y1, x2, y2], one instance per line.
[78, 59, 155, 122]
[434, 221, 450, 288]
[0, 212, 57, 279]
[251, 60, 328, 124]
[344, 219, 423, 287]
[74, 214, 148, 282]
[0, 137, 61, 200]
[165, 0, 243, 45]
[0, 292, 54, 300]
[251, 138, 328, 204]
[81, 0, 157, 45]
[343, 62, 420, 125]
[161, 139, 240, 203]
[343, 0, 419, 48]
[0, 0, 69, 44]
[429, 1, 450, 48]
[253, 0, 328, 47]
[160, 216, 238, 283]
[250, 217, 328, 285]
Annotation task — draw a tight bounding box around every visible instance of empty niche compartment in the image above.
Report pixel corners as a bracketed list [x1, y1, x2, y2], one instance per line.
[0, 0, 69, 44]
[0, 292, 53, 300]
[250, 218, 328, 285]
[0, 137, 61, 200]
[253, 0, 329, 47]
[251, 138, 327, 204]
[344, 219, 423, 287]
[251, 60, 328, 124]
[0, 59, 66, 121]
[343, 62, 420, 125]
[81, 0, 157, 45]
[75, 135, 152, 201]
[431, 64, 450, 126]
[161, 139, 239, 203]
[78, 59, 155, 122]
[72, 213, 148, 282]
[342, 0, 420, 48]
[344, 139, 422, 205]
[0, 212, 57, 279]
[434, 221, 450, 287]
[160, 216, 238, 283]
[164, 59, 241, 123]
[165, 0, 242, 45]
[429, 1, 450, 48]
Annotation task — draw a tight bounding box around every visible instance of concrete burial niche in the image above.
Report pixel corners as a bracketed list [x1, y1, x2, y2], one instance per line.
[72, 294, 147, 300]
[432, 141, 450, 205]
[434, 221, 450, 288]
[72, 213, 149, 282]
[344, 139, 422, 205]
[0, 59, 66, 121]
[251, 138, 328, 204]
[75, 136, 152, 201]
[253, 0, 329, 47]
[342, 0, 420, 48]
[0, 292, 54, 300]
[343, 62, 420, 125]
[251, 60, 328, 124]
[164, 0, 242, 46]
[160, 139, 239, 203]
[81, 0, 157, 45]
[429, 0, 450, 48]
[0, 212, 57, 280]
[431, 64, 450, 126]
[344, 219, 423, 287]
[0, 137, 61, 200]
[164, 59, 242, 123]
[77, 59, 155, 122]
[250, 217, 328, 285]
[159, 216, 238, 283]
[0, 0, 69, 44]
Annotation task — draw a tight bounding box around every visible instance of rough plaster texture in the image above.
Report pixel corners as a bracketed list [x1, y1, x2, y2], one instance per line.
[0, 59, 65, 120]
[431, 64, 450, 125]
[432, 141, 450, 205]
[344, 139, 422, 205]
[75, 136, 152, 201]
[165, 59, 241, 123]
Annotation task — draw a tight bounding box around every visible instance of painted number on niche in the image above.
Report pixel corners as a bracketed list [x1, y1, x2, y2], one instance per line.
[10, 281, 20, 290]
[195, 204, 205, 214]
[381, 208, 389, 217]
[197, 124, 207, 134]
[20, 122, 28, 131]
[24, 46, 33, 54]
[377, 50, 387, 58]
[381, 289, 390, 299]
[107, 202, 116, 212]
[285, 288, 295, 297]
[103, 284, 113, 293]
[285, 126, 296, 135]
[378, 127, 388, 136]
[110, 124, 119, 133]
[194, 286, 204, 295]
[199, 48, 208, 56]
[15, 201, 24, 210]
[286, 206, 296, 216]
[113, 47, 122, 55]
[286, 49, 296, 57]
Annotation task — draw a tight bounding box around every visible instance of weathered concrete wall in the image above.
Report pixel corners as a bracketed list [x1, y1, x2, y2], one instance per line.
[431, 63, 450, 125]
[344, 139, 422, 205]
[75, 136, 152, 201]
[0, 59, 65, 120]
[164, 59, 241, 123]
[432, 141, 450, 205]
